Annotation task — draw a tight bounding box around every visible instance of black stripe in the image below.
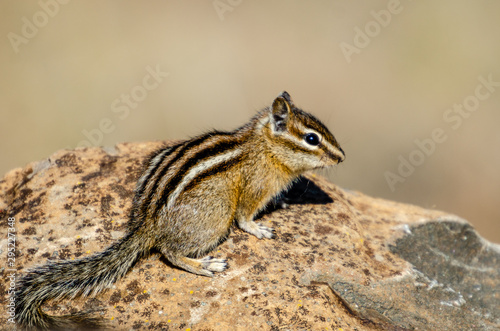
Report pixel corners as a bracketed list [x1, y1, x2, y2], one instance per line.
[136, 145, 175, 197]
[139, 142, 185, 215]
[140, 133, 223, 217]
[294, 108, 341, 148]
[277, 135, 320, 156]
[153, 134, 241, 215]
[321, 144, 343, 162]
[140, 131, 231, 216]
[182, 154, 244, 194]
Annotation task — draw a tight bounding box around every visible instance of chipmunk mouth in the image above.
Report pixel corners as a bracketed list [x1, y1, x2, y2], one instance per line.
[323, 150, 345, 165]
[316, 154, 341, 168]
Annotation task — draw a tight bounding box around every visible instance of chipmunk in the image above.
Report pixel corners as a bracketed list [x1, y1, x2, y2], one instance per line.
[16, 91, 345, 330]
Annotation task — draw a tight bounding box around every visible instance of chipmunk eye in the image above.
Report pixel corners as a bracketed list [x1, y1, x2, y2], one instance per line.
[304, 133, 320, 146]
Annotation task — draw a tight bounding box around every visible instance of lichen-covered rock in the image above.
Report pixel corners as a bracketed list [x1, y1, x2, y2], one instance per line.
[1, 142, 498, 330]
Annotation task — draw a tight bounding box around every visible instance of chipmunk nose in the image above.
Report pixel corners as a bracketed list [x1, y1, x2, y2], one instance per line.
[338, 148, 345, 163]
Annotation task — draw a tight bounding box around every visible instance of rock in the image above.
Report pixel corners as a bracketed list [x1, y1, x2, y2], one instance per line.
[0, 142, 499, 330]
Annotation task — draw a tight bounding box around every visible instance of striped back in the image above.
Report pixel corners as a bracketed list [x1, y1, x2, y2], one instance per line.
[132, 91, 344, 220]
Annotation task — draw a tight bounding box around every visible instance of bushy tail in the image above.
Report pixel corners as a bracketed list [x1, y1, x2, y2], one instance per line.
[15, 232, 149, 330]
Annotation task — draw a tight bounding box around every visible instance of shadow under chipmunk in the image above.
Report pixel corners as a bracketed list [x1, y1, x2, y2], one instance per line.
[262, 175, 334, 215]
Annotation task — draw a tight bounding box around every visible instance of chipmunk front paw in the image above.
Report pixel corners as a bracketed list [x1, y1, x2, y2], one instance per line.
[238, 220, 274, 239]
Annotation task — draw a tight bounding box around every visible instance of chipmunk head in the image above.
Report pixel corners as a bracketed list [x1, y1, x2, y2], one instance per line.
[265, 91, 345, 173]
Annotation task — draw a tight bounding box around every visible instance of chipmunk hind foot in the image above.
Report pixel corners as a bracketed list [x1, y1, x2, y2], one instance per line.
[162, 251, 227, 277]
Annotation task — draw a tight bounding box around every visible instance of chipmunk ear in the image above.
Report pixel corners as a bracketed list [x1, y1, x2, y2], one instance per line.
[271, 91, 293, 132]
[278, 91, 294, 106]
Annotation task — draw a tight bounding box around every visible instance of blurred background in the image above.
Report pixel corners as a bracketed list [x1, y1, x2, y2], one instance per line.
[1, 1, 499, 242]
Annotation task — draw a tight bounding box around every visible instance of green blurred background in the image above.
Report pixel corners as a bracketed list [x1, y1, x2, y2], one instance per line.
[1, 1, 499, 242]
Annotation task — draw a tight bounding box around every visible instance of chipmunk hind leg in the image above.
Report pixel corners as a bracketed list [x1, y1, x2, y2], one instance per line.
[161, 250, 227, 277]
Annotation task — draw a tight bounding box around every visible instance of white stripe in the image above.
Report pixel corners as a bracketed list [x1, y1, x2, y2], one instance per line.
[140, 148, 173, 186]
[279, 122, 321, 150]
[167, 148, 243, 208]
[256, 113, 270, 131]
[136, 147, 174, 204]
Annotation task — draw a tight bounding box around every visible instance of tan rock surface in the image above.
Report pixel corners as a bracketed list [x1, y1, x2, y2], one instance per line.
[1, 142, 498, 330]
